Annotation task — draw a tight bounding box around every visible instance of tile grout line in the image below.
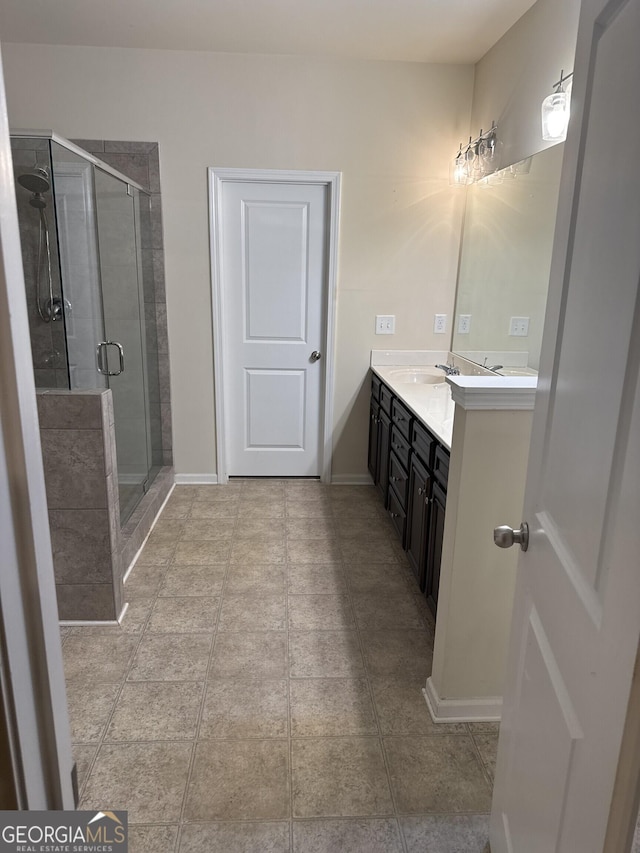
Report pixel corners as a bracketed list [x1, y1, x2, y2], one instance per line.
[285, 537, 294, 851]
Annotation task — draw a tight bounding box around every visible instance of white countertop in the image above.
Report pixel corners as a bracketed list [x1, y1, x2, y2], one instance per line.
[372, 365, 455, 450]
[370, 351, 539, 450]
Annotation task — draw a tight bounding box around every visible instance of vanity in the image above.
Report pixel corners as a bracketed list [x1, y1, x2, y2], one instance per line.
[368, 358, 453, 615]
[369, 349, 537, 723]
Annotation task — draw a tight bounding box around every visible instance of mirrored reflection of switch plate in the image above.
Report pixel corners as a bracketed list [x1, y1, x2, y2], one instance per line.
[458, 314, 471, 334]
[375, 315, 395, 334]
[509, 316, 530, 336]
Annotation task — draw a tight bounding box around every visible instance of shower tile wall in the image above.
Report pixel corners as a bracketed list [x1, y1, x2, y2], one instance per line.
[37, 389, 123, 621]
[72, 139, 172, 467]
[11, 137, 68, 389]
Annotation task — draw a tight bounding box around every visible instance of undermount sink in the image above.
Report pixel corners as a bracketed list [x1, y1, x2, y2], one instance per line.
[387, 367, 445, 385]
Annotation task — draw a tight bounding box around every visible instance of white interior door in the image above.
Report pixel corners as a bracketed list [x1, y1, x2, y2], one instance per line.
[491, 1, 640, 851]
[218, 178, 328, 477]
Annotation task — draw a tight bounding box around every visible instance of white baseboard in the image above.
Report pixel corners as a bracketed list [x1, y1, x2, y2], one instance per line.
[174, 473, 219, 485]
[423, 677, 502, 723]
[330, 474, 374, 485]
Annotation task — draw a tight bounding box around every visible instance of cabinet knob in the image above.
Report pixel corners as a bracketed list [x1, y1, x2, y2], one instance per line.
[390, 511, 400, 519]
[418, 487, 424, 495]
[425, 496, 430, 506]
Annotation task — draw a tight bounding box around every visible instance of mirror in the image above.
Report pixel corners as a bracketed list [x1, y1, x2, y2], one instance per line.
[451, 143, 564, 375]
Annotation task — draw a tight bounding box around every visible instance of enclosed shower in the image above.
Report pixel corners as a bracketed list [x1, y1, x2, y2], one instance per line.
[11, 132, 165, 528]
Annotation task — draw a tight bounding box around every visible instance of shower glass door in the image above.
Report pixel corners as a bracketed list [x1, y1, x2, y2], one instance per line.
[50, 141, 105, 391]
[93, 168, 151, 523]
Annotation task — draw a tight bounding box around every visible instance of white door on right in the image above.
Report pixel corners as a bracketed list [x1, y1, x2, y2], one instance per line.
[491, 0, 640, 851]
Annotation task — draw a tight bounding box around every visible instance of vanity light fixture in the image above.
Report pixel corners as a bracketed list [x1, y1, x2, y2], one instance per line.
[450, 122, 501, 187]
[541, 69, 573, 141]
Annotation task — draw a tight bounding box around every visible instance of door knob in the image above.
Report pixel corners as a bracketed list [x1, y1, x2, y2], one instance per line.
[310, 351, 322, 362]
[494, 522, 529, 552]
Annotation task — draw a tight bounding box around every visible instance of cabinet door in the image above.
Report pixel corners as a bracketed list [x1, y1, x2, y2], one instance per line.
[376, 410, 391, 507]
[367, 399, 380, 480]
[387, 481, 407, 546]
[425, 481, 446, 616]
[406, 453, 430, 591]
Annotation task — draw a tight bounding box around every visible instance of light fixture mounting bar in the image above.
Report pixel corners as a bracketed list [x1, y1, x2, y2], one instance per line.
[552, 69, 574, 91]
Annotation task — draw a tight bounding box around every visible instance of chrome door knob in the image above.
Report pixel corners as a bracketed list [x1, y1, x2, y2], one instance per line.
[310, 350, 322, 362]
[494, 522, 529, 552]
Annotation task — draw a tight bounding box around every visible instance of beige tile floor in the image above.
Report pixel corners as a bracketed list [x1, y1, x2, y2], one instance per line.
[61, 482, 497, 853]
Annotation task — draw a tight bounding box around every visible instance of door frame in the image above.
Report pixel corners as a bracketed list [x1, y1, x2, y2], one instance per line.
[0, 47, 74, 808]
[208, 168, 341, 483]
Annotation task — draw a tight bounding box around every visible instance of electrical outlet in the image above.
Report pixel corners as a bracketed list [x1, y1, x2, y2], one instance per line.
[457, 314, 472, 334]
[434, 314, 447, 334]
[509, 316, 530, 337]
[375, 315, 395, 335]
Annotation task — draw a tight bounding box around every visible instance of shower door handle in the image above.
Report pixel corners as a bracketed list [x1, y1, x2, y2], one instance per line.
[97, 341, 126, 376]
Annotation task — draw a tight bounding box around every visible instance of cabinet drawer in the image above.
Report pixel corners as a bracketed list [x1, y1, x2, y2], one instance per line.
[389, 426, 410, 472]
[387, 484, 407, 546]
[411, 420, 435, 468]
[371, 373, 381, 402]
[391, 398, 412, 441]
[433, 444, 450, 490]
[388, 451, 409, 508]
[379, 383, 393, 416]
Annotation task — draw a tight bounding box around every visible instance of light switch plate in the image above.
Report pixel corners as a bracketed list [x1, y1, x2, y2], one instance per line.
[434, 314, 447, 334]
[375, 315, 395, 334]
[458, 314, 471, 334]
[509, 316, 530, 336]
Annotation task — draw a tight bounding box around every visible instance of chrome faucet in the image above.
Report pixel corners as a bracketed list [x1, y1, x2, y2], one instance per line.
[482, 356, 503, 374]
[435, 363, 460, 376]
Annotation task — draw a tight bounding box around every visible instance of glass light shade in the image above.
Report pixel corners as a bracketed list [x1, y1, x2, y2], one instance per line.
[478, 134, 503, 176]
[542, 90, 570, 141]
[449, 153, 470, 187]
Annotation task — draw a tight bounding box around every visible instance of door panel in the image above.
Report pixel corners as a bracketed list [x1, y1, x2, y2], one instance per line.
[491, 1, 640, 850]
[244, 201, 308, 341]
[502, 603, 581, 853]
[221, 180, 327, 477]
[245, 368, 305, 448]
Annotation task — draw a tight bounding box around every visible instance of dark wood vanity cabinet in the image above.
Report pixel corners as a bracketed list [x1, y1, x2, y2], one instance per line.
[376, 411, 391, 506]
[367, 399, 379, 479]
[425, 480, 446, 614]
[368, 372, 450, 616]
[406, 453, 431, 590]
[367, 375, 391, 506]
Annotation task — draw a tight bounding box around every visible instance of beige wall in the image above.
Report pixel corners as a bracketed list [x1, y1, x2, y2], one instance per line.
[1, 44, 474, 478]
[471, 0, 581, 167]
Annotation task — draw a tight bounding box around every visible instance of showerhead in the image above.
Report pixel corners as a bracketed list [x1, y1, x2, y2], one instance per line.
[18, 166, 50, 195]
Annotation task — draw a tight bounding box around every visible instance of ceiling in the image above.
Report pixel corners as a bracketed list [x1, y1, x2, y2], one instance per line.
[0, 0, 537, 64]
